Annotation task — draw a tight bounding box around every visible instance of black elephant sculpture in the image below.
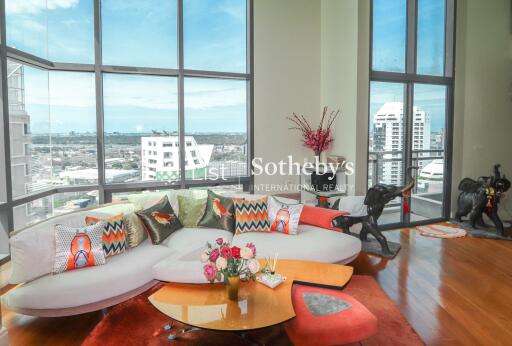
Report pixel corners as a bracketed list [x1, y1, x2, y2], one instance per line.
[333, 167, 417, 256]
[455, 164, 510, 237]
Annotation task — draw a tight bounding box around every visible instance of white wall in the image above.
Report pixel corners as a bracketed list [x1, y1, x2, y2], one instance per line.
[453, 0, 512, 217]
[254, 0, 321, 193]
[254, 0, 367, 195]
[321, 0, 369, 195]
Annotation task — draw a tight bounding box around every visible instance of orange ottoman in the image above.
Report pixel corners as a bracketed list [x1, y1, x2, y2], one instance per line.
[285, 285, 378, 346]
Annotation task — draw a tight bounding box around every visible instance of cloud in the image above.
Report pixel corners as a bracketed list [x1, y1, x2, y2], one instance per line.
[6, 0, 79, 14]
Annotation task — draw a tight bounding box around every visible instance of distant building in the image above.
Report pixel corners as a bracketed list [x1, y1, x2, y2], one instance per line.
[7, 61, 32, 198]
[417, 159, 444, 193]
[373, 102, 431, 186]
[141, 136, 214, 180]
[59, 168, 139, 185]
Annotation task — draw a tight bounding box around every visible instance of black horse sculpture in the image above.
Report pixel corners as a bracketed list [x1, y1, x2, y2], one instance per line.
[333, 167, 417, 256]
[455, 164, 510, 237]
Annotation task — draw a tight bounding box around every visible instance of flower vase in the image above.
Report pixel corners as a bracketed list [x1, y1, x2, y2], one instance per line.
[314, 151, 322, 163]
[226, 276, 240, 301]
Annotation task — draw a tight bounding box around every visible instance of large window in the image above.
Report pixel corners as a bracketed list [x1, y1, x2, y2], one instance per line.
[0, 0, 253, 236]
[369, 0, 454, 226]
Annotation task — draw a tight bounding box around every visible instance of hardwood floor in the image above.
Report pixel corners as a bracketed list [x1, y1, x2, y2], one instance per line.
[353, 227, 512, 345]
[2, 227, 512, 345]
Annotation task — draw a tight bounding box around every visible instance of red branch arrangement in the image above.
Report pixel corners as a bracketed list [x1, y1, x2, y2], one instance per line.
[287, 106, 340, 156]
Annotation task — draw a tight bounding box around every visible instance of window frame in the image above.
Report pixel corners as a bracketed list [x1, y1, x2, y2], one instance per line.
[368, 0, 456, 229]
[0, 0, 254, 240]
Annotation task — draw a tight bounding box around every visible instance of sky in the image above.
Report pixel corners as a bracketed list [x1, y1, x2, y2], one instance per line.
[6, 0, 247, 134]
[7, 0, 446, 135]
[371, 0, 447, 133]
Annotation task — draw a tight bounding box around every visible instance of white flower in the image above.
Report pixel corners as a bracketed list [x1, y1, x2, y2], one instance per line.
[240, 247, 254, 260]
[200, 252, 210, 263]
[247, 259, 260, 274]
[216, 257, 228, 270]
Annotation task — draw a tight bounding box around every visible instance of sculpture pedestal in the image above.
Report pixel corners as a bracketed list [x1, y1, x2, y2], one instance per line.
[0, 327, 8, 346]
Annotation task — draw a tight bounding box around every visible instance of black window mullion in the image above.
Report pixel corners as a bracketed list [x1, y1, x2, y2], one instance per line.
[177, 0, 186, 189]
[406, 0, 417, 74]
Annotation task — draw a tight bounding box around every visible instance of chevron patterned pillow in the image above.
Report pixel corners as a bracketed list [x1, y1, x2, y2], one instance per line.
[233, 197, 271, 235]
[86, 213, 127, 258]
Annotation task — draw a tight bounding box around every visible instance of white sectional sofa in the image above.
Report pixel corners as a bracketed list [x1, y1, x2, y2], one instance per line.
[1, 192, 361, 317]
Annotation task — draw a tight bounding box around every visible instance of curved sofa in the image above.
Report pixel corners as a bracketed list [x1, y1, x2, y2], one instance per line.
[2, 193, 361, 317]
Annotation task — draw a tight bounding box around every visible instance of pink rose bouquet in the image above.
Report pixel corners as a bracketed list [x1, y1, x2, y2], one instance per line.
[201, 238, 260, 284]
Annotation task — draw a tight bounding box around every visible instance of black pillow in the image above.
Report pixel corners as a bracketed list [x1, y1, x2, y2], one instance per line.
[136, 195, 183, 245]
[198, 190, 235, 233]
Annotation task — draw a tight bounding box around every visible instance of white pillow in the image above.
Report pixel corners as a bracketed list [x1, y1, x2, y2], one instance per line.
[9, 224, 55, 284]
[267, 197, 304, 235]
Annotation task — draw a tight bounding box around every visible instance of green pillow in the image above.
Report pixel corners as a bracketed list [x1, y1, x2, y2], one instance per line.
[178, 195, 207, 227]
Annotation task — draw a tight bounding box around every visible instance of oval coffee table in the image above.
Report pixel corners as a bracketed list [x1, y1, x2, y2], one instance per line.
[149, 260, 353, 334]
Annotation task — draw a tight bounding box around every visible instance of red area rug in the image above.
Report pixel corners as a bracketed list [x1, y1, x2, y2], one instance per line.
[82, 276, 423, 346]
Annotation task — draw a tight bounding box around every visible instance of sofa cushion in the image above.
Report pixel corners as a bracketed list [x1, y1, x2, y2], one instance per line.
[85, 213, 127, 257]
[152, 251, 209, 284]
[8, 207, 128, 284]
[53, 223, 106, 274]
[232, 225, 361, 264]
[268, 196, 303, 235]
[198, 190, 235, 232]
[2, 240, 172, 310]
[123, 213, 147, 248]
[233, 196, 271, 234]
[160, 227, 233, 254]
[136, 196, 183, 245]
[177, 195, 207, 227]
[153, 227, 234, 283]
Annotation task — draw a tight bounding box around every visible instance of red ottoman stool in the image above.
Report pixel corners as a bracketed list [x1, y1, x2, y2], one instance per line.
[285, 284, 378, 346]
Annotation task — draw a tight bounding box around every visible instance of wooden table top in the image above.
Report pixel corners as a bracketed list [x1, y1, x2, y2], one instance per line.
[148, 260, 353, 331]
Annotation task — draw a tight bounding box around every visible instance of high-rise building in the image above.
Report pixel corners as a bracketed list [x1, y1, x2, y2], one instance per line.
[372, 102, 431, 186]
[7, 61, 31, 198]
[141, 136, 214, 180]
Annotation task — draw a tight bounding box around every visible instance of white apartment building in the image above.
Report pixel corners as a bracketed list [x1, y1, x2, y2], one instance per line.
[373, 102, 431, 186]
[141, 136, 214, 181]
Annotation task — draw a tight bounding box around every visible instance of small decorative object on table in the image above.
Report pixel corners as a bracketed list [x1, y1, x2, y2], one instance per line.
[257, 254, 286, 288]
[201, 238, 259, 300]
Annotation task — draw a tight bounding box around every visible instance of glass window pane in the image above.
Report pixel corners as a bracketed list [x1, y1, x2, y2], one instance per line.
[368, 81, 406, 225]
[6, 0, 94, 63]
[13, 191, 98, 230]
[8, 61, 96, 198]
[184, 78, 247, 180]
[372, 0, 407, 72]
[102, 0, 177, 68]
[417, 0, 445, 76]
[184, 0, 247, 73]
[411, 84, 446, 220]
[103, 74, 179, 183]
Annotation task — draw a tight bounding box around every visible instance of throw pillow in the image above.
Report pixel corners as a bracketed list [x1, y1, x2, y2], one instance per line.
[85, 213, 127, 257]
[299, 205, 349, 232]
[268, 197, 304, 235]
[198, 190, 235, 232]
[233, 197, 271, 234]
[136, 195, 183, 245]
[123, 212, 147, 248]
[53, 223, 106, 274]
[177, 195, 207, 227]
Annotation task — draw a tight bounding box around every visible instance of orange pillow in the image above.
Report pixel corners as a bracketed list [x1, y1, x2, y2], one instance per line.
[299, 205, 349, 232]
